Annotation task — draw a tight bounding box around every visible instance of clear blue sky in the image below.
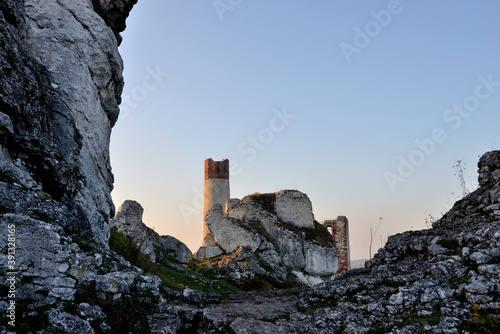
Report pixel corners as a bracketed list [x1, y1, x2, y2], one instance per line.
[110, 0, 500, 261]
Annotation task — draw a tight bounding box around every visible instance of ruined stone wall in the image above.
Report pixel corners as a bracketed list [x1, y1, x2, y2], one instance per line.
[324, 216, 350, 275]
[203, 159, 230, 238]
[196, 191, 339, 285]
[275, 190, 314, 229]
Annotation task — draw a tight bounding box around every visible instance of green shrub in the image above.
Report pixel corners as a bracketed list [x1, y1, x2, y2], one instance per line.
[109, 227, 156, 274]
[110, 227, 240, 294]
[244, 192, 277, 215]
[0, 169, 14, 184]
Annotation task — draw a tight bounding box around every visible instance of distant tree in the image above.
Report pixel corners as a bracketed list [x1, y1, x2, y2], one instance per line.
[369, 217, 382, 259]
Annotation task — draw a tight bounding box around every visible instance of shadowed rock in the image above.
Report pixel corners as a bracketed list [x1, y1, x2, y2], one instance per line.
[112, 200, 192, 264]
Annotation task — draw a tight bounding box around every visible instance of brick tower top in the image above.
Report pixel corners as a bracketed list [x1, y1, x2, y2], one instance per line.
[205, 159, 229, 180]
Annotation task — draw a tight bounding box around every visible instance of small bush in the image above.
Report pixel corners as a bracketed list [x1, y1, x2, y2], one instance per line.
[110, 227, 240, 294]
[461, 305, 499, 333]
[109, 228, 156, 274]
[72, 235, 93, 252]
[245, 192, 277, 215]
[437, 239, 460, 250]
[0, 169, 14, 184]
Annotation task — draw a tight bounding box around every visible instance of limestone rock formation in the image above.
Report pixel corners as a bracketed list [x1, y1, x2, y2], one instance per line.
[0, 0, 136, 246]
[91, 0, 138, 44]
[1, 0, 500, 332]
[0, 211, 163, 332]
[194, 191, 339, 286]
[111, 200, 192, 264]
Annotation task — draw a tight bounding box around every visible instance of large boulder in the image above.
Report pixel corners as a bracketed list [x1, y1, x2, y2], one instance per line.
[112, 200, 192, 264]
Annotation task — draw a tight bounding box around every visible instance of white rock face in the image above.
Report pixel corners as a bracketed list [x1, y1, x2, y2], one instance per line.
[24, 0, 125, 244]
[206, 205, 260, 254]
[275, 190, 314, 229]
[292, 270, 327, 286]
[225, 198, 241, 213]
[194, 234, 224, 261]
[304, 245, 339, 276]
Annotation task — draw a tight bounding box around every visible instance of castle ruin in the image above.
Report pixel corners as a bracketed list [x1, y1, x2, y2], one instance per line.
[202, 158, 351, 276]
[203, 158, 230, 239]
[323, 217, 351, 274]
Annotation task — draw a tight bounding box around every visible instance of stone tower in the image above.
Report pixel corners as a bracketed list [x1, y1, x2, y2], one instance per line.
[323, 216, 350, 275]
[203, 158, 230, 238]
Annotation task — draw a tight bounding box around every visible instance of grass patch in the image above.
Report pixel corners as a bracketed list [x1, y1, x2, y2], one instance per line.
[109, 228, 153, 272]
[109, 227, 240, 294]
[345, 283, 367, 302]
[41, 191, 52, 199]
[400, 312, 441, 326]
[276, 219, 334, 248]
[98, 295, 152, 334]
[0, 299, 51, 334]
[156, 264, 235, 293]
[307, 220, 336, 248]
[72, 235, 94, 252]
[367, 324, 391, 334]
[445, 275, 469, 289]
[312, 299, 338, 311]
[437, 239, 460, 251]
[0, 169, 14, 184]
[244, 192, 277, 215]
[460, 305, 500, 333]
[239, 274, 299, 291]
[400, 303, 443, 327]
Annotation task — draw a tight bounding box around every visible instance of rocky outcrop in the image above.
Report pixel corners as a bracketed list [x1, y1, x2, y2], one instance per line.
[0, 1, 164, 332]
[23, 0, 127, 244]
[111, 200, 192, 264]
[194, 191, 339, 286]
[91, 0, 138, 44]
[0, 212, 163, 332]
[0, 0, 136, 245]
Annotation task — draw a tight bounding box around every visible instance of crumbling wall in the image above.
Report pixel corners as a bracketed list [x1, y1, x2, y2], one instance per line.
[323, 216, 350, 274]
